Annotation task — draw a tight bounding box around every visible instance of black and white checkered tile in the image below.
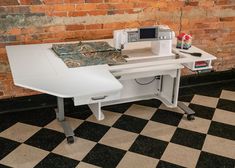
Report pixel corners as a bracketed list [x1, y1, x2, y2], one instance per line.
[0, 85, 235, 168]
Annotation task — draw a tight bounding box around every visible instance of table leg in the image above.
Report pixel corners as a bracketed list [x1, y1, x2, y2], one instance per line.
[178, 101, 195, 120]
[55, 97, 75, 144]
[88, 102, 105, 121]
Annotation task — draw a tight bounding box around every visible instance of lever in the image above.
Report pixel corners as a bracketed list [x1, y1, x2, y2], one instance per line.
[180, 51, 202, 57]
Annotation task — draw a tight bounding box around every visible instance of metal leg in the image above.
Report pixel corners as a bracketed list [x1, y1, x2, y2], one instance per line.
[178, 101, 195, 120]
[56, 97, 75, 144]
[88, 102, 105, 121]
[56, 97, 65, 121]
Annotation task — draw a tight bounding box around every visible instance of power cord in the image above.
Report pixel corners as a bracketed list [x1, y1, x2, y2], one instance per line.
[134, 77, 157, 85]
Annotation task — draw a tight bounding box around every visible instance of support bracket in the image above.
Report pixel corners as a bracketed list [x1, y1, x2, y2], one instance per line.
[178, 101, 195, 120]
[88, 102, 105, 121]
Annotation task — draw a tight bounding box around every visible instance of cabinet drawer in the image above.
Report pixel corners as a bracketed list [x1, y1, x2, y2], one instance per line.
[73, 92, 120, 106]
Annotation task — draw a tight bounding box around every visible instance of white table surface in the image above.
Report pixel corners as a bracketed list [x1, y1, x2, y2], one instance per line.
[6, 43, 123, 98]
[6, 39, 216, 98]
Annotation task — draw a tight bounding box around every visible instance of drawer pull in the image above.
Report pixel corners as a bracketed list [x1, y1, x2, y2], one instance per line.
[91, 96, 107, 101]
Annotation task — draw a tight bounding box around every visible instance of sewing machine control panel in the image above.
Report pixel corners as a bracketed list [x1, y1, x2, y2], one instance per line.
[157, 28, 172, 40]
[127, 27, 172, 43]
[127, 31, 139, 42]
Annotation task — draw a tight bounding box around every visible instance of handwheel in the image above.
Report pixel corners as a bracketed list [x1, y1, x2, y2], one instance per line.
[67, 136, 74, 144]
[187, 114, 195, 121]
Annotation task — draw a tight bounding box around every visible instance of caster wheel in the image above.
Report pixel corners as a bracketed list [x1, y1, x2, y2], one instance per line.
[67, 136, 74, 144]
[187, 114, 195, 121]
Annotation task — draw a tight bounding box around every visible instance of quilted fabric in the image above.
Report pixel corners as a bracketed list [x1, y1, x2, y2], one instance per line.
[52, 41, 127, 68]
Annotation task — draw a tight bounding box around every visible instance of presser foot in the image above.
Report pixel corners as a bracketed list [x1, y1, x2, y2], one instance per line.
[177, 101, 195, 121]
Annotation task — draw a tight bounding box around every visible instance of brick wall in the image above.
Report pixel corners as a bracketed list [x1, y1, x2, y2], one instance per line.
[0, 0, 234, 99]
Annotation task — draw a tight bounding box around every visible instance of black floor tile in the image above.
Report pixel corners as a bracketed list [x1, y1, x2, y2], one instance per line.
[170, 128, 206, 150]
[134, 99, 162, 108]
[217, 99, 235, 112]
[180, 82, 229, 98]
[18, 108, 56, 127]
[180, 70, 235, 90]
[179, 87, 194, 97]
[188, 104, 215, 120]
[208, 121, 235, 141]
[178, 95, 194, 102]
[196, 151, 235, 168]
[222, 80, 235, 91]
[34, 153, 79, 168]
[66, 107, 92, 120]
[82, 143, 126, 168]
[0, 94, 57, 113]
[0, 113, 17, 133]
[113, 115, 148, 133]
[191, 84, 223, 98]
[74, 121, 110, 142]
[151, 109, 183, 126]
[0, 164, 12, 168]
[102, 103, 133, 113]
[129, 135, 168, 159]
[157, 160, 185, 168]
[24, 128, 65, 151]
[0, 137, 20, 160]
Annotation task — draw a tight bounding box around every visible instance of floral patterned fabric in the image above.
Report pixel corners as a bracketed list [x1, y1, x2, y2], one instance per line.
[52, 41, 127, 68]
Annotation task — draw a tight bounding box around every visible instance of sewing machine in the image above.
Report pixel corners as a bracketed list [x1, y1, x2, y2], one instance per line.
[114, 25, 174, 56]
[6, 26, 216, 144]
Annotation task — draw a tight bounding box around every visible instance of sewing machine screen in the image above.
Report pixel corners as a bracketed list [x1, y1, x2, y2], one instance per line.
[139, 28, 156, 39]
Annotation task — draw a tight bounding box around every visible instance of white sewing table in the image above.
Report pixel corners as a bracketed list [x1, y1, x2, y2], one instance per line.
[6, 39, 216, 143]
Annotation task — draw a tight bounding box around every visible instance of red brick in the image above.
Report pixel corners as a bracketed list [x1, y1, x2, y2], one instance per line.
[52, 4, 76, 12]
[85, 29, 113, 40]
[66, 24, 85, 31]
[104, 0, 123, 3]
[112, 3, 134, 10]
[215, 0, 234, 5]
[220, 17, 235, 22]
[0, 0, 19, 6]
[87, 10, 107, 16]
[96, 4, 112, 10]
[186, 1, 199, 6]
[49, 11, 67, 16]
[30, 5, 46, 13]
[85, 24, 103, 30]
[5, 6, 30, 14]
[103, 22, 125, 29]
[47, 26, 66, 32]
[68, 11, 87, 16]
[76, 4, 97, 10]
[20, 0, 42, 5]
[85, 0, 103, 3]
[125, 21, 140, 28]
[6, 28, 22, 35]
[42, 0, 63, 4]
[64, 0, 84, 3]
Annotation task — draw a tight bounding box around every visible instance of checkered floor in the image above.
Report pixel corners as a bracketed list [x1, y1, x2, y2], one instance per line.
[0, 85, 235, 168]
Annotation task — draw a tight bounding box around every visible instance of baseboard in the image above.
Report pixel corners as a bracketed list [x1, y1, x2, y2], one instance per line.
[180, 68, 235, 88]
